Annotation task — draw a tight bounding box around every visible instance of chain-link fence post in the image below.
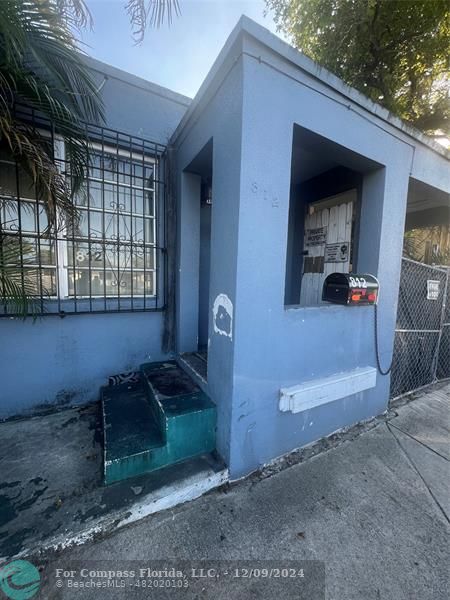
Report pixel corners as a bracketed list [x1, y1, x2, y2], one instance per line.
[432, 268, 449, 382]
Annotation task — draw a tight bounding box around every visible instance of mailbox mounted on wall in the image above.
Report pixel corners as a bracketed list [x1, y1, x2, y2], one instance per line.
[322, 273, 379, 306]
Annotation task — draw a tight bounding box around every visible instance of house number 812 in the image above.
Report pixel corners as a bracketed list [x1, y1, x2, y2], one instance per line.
[349, 276, 367, 288]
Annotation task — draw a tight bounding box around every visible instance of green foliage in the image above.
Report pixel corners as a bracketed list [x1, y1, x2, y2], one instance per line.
[0, 0, 105, 215]
[265, 0, 450, 134]
[0, 0, 106, 316]
[0, 0, 105, 315]
[0, 0, 180, 316]
[126, 0, 181, 43]
[403, 227, 450, 265]
[0, 233, 40, 316]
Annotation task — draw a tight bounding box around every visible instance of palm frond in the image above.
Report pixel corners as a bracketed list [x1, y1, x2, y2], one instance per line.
[0, 114, 79, 233]
[126, 0, 181, 43]
[55, 0, 93, 31]
[0, 234, 41, 317]
[0, 0, 104, 235]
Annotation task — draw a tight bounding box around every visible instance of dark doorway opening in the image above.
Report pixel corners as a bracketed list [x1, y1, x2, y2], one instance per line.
[181, 139, 213, 381]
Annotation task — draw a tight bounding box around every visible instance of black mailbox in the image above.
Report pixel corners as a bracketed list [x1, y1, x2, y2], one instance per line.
[322, 273, 379, 305]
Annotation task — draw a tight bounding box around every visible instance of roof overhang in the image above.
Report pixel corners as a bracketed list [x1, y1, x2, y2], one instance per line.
[170, 15, 450, 171]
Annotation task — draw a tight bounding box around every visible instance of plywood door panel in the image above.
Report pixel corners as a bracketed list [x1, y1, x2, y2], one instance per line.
[300, 190, 355, 306]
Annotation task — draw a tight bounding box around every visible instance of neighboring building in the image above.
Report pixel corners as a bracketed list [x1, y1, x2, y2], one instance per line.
[1, 17, 449, 481]
[403, 225, 450, 265]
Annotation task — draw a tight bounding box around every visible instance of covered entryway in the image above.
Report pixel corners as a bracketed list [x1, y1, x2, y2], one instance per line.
[177, 139, 213, 382]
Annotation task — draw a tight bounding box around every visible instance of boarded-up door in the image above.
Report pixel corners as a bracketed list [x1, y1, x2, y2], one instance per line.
[300, 190, 355, 306]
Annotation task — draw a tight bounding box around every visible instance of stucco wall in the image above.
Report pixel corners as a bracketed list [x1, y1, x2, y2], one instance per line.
[84, 56, 191, 143]
[225, 35, 416, 478]
[0, 312, 166, 419]
[0, 61, 189, 418]
[172, 22, 449, 478]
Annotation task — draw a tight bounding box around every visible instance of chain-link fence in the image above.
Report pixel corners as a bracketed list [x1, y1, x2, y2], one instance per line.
[390, 258, 449, 399]
[437, 269, 450, 381]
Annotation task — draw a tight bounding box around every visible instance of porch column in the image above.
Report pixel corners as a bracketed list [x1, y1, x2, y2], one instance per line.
[358, 160, 412, 403]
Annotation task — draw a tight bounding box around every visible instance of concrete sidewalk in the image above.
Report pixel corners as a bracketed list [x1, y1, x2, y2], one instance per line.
[15, 384, 450, 598]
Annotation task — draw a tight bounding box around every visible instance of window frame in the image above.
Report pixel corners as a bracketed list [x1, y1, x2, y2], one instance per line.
[0, 125, 166, 316]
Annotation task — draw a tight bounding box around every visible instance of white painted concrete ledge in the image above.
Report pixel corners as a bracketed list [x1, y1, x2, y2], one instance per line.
[279, 366, 377, 414]
[11, 466, 229, 561]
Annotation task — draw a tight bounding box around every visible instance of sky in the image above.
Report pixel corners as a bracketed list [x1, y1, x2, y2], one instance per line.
[79, 0, 287, 98]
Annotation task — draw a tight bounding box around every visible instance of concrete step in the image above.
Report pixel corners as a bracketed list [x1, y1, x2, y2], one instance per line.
[102, 379, 165, 484]
[141, 361, 216, 465]
[102, 362, 216, 485]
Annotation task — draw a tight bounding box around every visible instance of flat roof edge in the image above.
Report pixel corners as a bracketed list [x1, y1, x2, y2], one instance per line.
[82, 54, 192, 108]
[170, 15, 449, 160]
[239, 16, 449, 160]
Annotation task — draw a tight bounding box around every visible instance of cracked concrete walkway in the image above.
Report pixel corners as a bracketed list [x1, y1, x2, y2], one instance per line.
[4, 384, 450, 599]
[33, 383, 450, 599]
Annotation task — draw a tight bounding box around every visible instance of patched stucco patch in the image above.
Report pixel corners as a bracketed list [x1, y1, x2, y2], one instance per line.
[212, 294, 233, 341]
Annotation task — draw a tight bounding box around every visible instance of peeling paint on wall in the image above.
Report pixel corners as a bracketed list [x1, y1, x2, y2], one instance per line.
[212, 294, 233, 341]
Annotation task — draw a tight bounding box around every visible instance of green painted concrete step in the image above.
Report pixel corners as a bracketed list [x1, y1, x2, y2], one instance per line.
[102, 362, 216, 485]
[141, 361, 216, 466]
[102, 380, 165, 484]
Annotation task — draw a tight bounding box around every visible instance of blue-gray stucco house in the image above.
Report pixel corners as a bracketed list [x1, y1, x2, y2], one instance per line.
[1, 17, 449, 482]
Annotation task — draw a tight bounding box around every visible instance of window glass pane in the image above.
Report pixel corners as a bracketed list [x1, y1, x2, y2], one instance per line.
[21, 202, 48, 233]
[1, 201, 48, 234]
[133, 246, 155, 269]
[68, 269, 93, 296]
[88, 152, 102, 179]
[100, 185, 153, 216]
[0, 267, 56, 298]
[24, 267, 57, 296]
[133, 217, 154, 244]
[67, 241, 155, 271]
[103, 182, 115, 210]
[108, 184, 130, 213]
[118, 157, 131, 185]
[18, 172, 37, 201]
[0, 161, 17, 197]
[132, 188, 154, 216]
[67, 241, 104, 268]
[0, 159, 37, 200]
[21, 203, 37, 233]
[71, 209, 103, 239]
[132, 271, 155, 295]
[1, 202, 19, 231]
[74, 181, 103, 209]
[40, 269, 57, 296]
[132, 162, 154, 187]
[68, 268, 155, 297]
[22, 237, 56, 266]
[65, 146, 159, 301]
[103, 212, 120, 240]
[102, 154, 132, 183]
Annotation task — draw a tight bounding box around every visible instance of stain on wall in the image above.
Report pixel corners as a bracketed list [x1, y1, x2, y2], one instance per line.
[212, 294, 234, 341]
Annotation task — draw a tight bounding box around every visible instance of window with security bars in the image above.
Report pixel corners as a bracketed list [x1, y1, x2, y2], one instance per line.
[0, 123, 166, 315]
[66, 148, 156, 298]
[0, 147, 58, 298]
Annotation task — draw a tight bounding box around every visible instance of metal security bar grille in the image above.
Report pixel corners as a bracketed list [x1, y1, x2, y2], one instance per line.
[0, 108, 166, 316]
[390, 258, 449, 399]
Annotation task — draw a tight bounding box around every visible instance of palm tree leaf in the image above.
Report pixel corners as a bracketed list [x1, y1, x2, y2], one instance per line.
[126, 0, 181, 43]
[0, 234, 41, 317]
